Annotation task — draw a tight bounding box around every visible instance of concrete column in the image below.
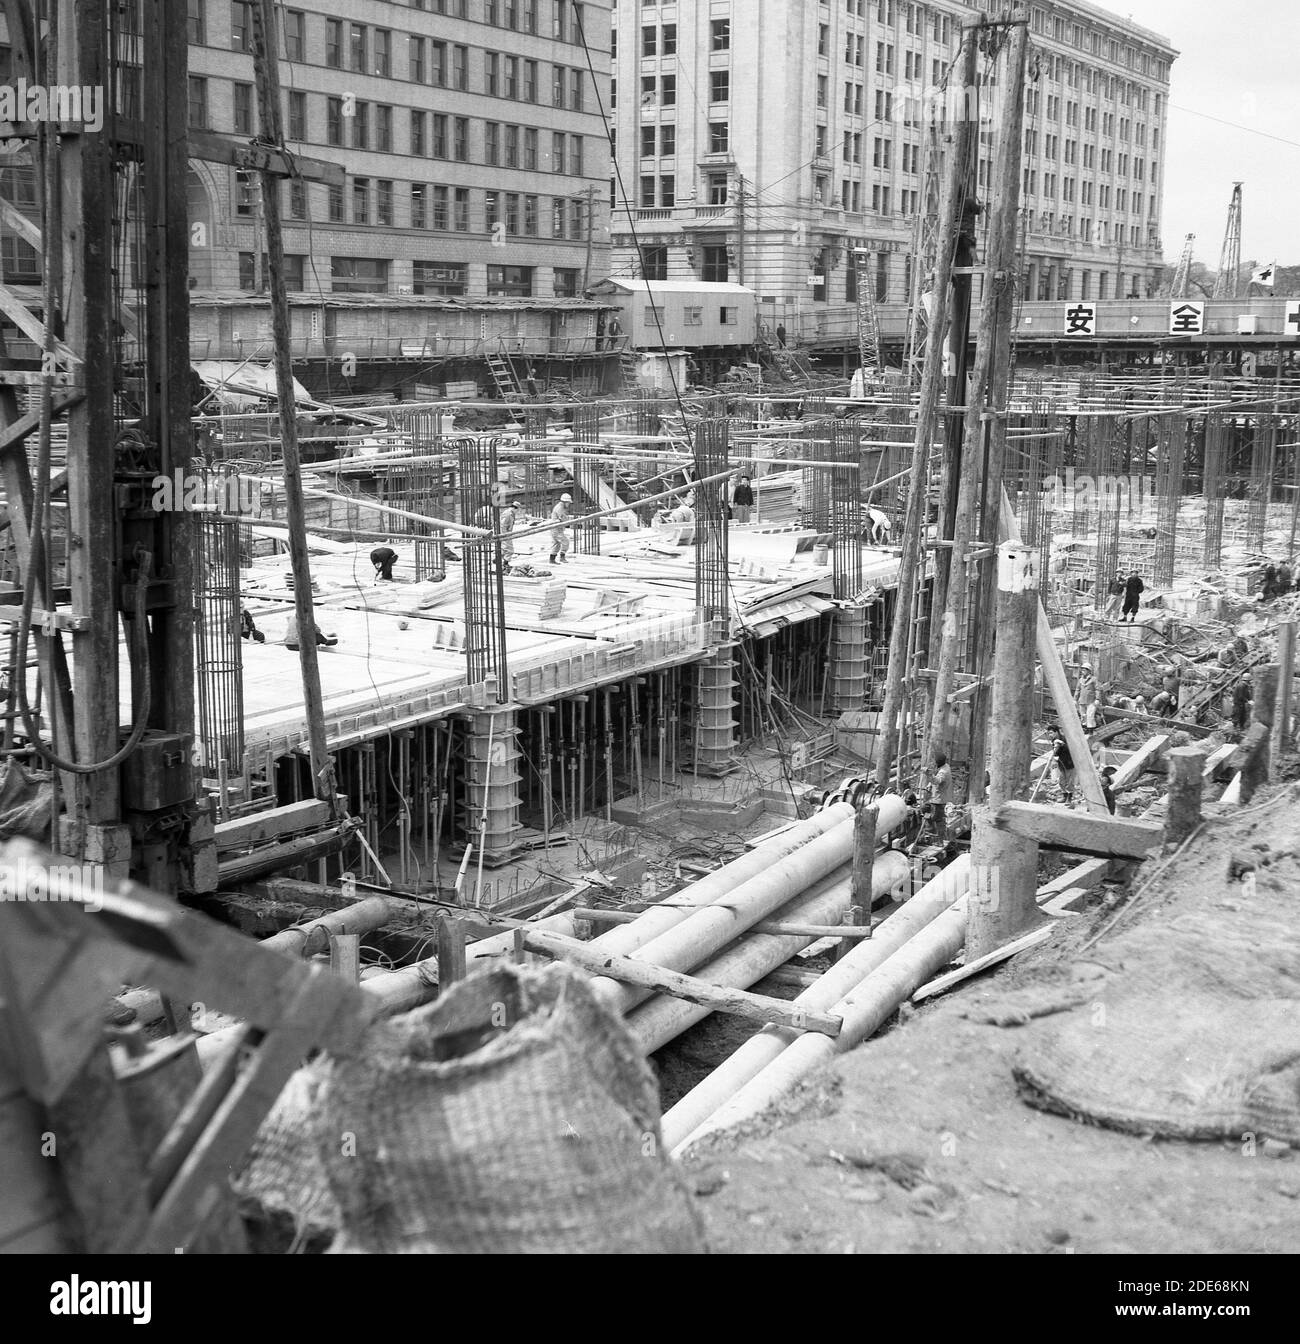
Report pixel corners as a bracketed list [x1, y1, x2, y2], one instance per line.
[828, 607, 868, 714]
[460, 706, 522, 867]
[693, 647, 737, 775]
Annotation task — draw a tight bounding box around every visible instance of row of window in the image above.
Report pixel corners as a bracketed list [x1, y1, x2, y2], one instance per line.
[635, 122, 730, 158]
[195, 1, 592, 54]
[234, 171, 592, 241]
[232, 253, 579, 298]
[635, 19, 729, 57]
[191, 81, 591, 177]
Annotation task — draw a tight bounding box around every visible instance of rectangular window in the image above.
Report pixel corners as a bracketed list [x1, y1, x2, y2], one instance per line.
[661, 124, 676, 156]
[663, 23, 677, 56]
[524, 127, 538, 169]
[454, 188, 470, 231]
[351, 102, 369, 150]
[432, 114, 448, 158]
[661, 75, 676, 106]
[684, 306, 703, 326]
[413, 261, 468, 296]
[642, 244, 668, 281]
[702, 246, 729, 283]
[553, 64, 566, 107]
[411, 183, 427, 229]
[352, 178, 369, 225]
[431, 40, 447, 86]
[553, 198, 566, 237]
[377, 105, 392, 152]
[187, 0, 205, 45]
[287, 90, 305, 141]
[374, 29, 391, 77]
[234, 169, 254, 216]
[570, 68, 584, 111]
[486, 123, 500, 165]
[569, 135, 583, 176]
[504, 192, 520, 235]
[188, 76, 208, 129]
[452, 44, 468, 90]
[411, 110, 427, 157]
[454, 117, 469, 161]
[707, 172, 728, 205]
[505, 124, 519, 168]
[331, 257, 388, 294]
[232, 82, 254, 136]
[641, 125, 656, 159]
[377, 180, 393, 226]
[410, 36, 426, 83]
[640, 175, 655, 208]
[710, 71, 729, 103]
[486, 52, 500, 97]
[328, 184, 344, 222]
[711, 19, 730, 51]
[523, 59, 538, 103]
[230, 1, 252, 53]
[282, 9, 306, 61]
[570, 197, 584, 240]
[432, 185, 449, 230]
[288, 180, 306, 220]
[720, 307, 737, 326]
[486, 189, 501, 231]
[326, 18, 342, 68]
[487, 264, 533, 297]
[642, 26, 657, 57]
[349, 23, 367, 73]
[524, 194, 539, 236]
[660, 175, 675, 208]
[553, 267, 579, 297]
[709, 122, 729, 154]
[505, 55, 519, 99]
[553, 131, 566, 173]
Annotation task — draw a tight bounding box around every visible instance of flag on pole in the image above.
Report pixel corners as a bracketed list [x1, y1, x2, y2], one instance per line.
[1250, 262, 1276, 288]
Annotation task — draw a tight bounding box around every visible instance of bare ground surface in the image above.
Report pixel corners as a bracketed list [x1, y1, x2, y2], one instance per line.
[659, 783, 1300, 1255]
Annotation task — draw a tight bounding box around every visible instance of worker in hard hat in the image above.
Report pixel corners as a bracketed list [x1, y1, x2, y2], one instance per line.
[549, 493, 572, 564]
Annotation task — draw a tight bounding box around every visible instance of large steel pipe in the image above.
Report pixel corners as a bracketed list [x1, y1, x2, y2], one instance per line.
[627, 850, 911, 1055]
[663, 855, 970, 1153]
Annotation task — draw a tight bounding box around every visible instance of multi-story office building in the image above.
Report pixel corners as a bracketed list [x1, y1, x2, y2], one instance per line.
[184, 0, 613, 302]
[609, 0, 1178, 348]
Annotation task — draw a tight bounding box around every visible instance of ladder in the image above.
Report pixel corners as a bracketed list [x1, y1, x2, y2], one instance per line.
[486, 349, 524, 400]
[618, 349, 640, 390]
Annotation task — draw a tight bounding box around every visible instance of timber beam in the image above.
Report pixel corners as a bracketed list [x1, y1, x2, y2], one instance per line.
[993, 801, 1164, 860]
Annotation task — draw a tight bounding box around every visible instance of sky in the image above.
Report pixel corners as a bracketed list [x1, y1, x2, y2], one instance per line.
[1116, 0, 1300, 268]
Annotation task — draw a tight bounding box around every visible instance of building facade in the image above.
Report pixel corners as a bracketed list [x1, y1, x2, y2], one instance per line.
[608, 0, 1178, 348]
[184, 0, 614, 303]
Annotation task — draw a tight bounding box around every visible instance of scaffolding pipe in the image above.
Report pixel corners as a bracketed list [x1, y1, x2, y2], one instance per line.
[664, 854, 970, 1153]
[627, 849, 911, 1056]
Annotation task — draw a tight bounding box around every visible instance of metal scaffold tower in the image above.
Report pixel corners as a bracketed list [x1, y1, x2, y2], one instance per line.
[853, 248, 882, 374]
[1212, 184, 1243, 300]
[691, 417, 735, 776]
[1170, 233, 1195, 299]
[457, 436, 510, 690]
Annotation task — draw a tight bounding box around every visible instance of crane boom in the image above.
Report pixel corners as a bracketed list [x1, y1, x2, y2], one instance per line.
[1212, 183, 1242, 300]
[1170, 232, 1194, 299]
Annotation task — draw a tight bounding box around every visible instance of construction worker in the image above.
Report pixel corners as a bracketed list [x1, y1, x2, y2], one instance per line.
[284, 613, 338, 650]
[930, 751, 953, 843]
[1105, 570, 1126, 617]
[1279, 560, 1294, 596]
[867, 505, 892, 544]
[370, 545, 398, 581]
[1100, 765, 1118, 815]
[731, 474, 754, 524]
[1232, 674, 1253, 732]
[1076, 663, 1099, 732]
[499, 503, 518, 569]
[1050, 731, 1076, 805]
[1262, 563, 1278, 600]
[239, 607, 265, 643]
[1121, 570, 1144, 622]
[549, 493, 572, 564]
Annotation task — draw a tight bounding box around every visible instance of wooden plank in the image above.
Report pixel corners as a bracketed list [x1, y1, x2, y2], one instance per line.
[519, 928, 843, 1038]
[0, 283, 79, 365]
[1202, 742, 1237, 779]
[911, 925, 1055, 1002]
[1100, 707, 1215, 739]
[1110, 733, 1171, 790]
[1039, 887, 1092, 917]
[994, 801, 1164, 860]
[214, 797, 339, 850]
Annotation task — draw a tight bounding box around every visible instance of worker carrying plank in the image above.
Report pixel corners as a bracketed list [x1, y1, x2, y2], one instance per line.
[549, 494, 572, 565]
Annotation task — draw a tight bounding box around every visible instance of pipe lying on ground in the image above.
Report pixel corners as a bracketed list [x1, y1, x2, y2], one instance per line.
[354, 803, 864, 1017]
[603, 796, 910, 1015]
[259, 896, 393, 957]
[677, 896, 971, 1155]
[627, 850, 911, 1056]
[662, 855, 970, 1153]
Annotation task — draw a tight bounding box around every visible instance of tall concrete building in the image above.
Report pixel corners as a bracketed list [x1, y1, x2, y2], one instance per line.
[183, 0, 613, 301]
[608, 0, 1177, 348]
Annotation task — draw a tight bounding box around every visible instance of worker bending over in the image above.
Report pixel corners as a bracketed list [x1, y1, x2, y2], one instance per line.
[370, 545, 398, 581]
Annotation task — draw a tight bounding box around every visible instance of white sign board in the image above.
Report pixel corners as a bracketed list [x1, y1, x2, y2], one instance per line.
[1063, 302, 1096, 336]
[1169, 301, 1205, 335]
[1286, 300, 1300, 338]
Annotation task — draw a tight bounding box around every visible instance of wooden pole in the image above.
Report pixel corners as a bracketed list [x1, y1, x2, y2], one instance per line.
[875, 28, 979, 786]
[969, 540, 1042, 960]
[1164, 746, 1204, 847]
[436, 915, 468, 987]
[851, 804, 878, 926]
[518, 928, 843, 1038]
[1271, 619, 1295, 773]
[927, 8, 1031, 766]
[251, 0, 336, 804]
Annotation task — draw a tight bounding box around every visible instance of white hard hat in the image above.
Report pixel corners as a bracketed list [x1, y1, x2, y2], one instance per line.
[560, 493, 572, 502]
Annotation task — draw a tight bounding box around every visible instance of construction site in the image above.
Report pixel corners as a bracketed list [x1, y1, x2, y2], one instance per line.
[2, 0, 1298, 1268]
